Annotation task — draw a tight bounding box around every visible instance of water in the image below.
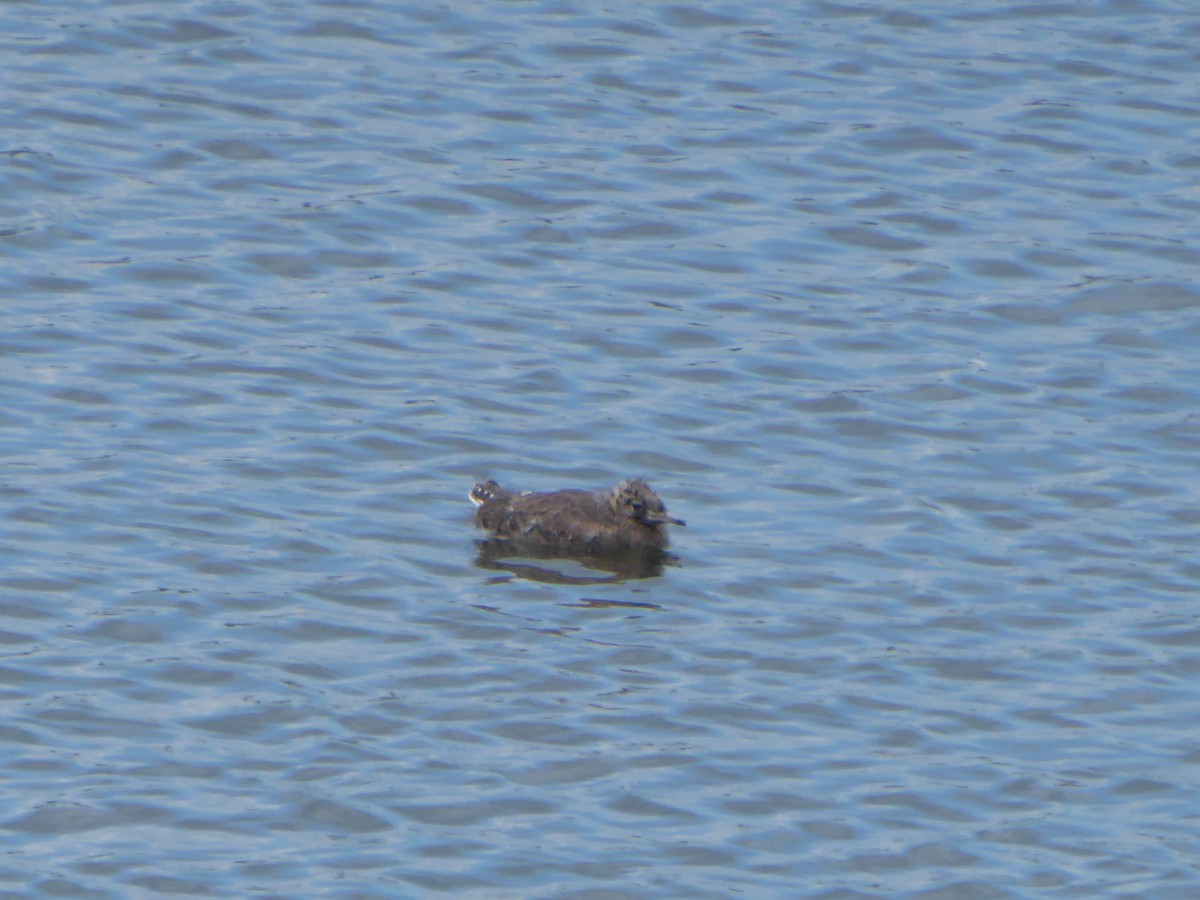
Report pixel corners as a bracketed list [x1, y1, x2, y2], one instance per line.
[2, 1, 1199, 897]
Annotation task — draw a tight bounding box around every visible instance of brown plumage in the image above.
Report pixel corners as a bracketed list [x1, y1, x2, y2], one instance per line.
[470, 478, 685, 552]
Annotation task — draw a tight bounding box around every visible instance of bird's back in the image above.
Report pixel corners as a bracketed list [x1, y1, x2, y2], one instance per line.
[475, 489, 608, 546]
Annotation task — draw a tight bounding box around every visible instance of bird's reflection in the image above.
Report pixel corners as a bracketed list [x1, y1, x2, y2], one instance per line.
[473, 539, 678, 584]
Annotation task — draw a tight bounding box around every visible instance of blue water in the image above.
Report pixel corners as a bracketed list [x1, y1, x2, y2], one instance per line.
[2, 1, 1199, 897]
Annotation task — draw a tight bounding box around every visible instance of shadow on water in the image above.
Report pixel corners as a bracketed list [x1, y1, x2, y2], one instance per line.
[473, 539, 679, 585]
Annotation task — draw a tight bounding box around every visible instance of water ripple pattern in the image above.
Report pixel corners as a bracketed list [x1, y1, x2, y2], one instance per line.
[2, 1, 1199, 897]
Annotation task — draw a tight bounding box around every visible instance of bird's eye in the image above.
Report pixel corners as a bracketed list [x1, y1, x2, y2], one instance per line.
[630, 501, 644, 511]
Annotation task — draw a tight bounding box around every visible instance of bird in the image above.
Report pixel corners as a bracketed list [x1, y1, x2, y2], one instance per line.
[470, 478, 685, 553]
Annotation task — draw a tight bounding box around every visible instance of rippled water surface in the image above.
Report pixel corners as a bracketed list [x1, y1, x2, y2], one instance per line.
[3, 1, 1200, 896]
